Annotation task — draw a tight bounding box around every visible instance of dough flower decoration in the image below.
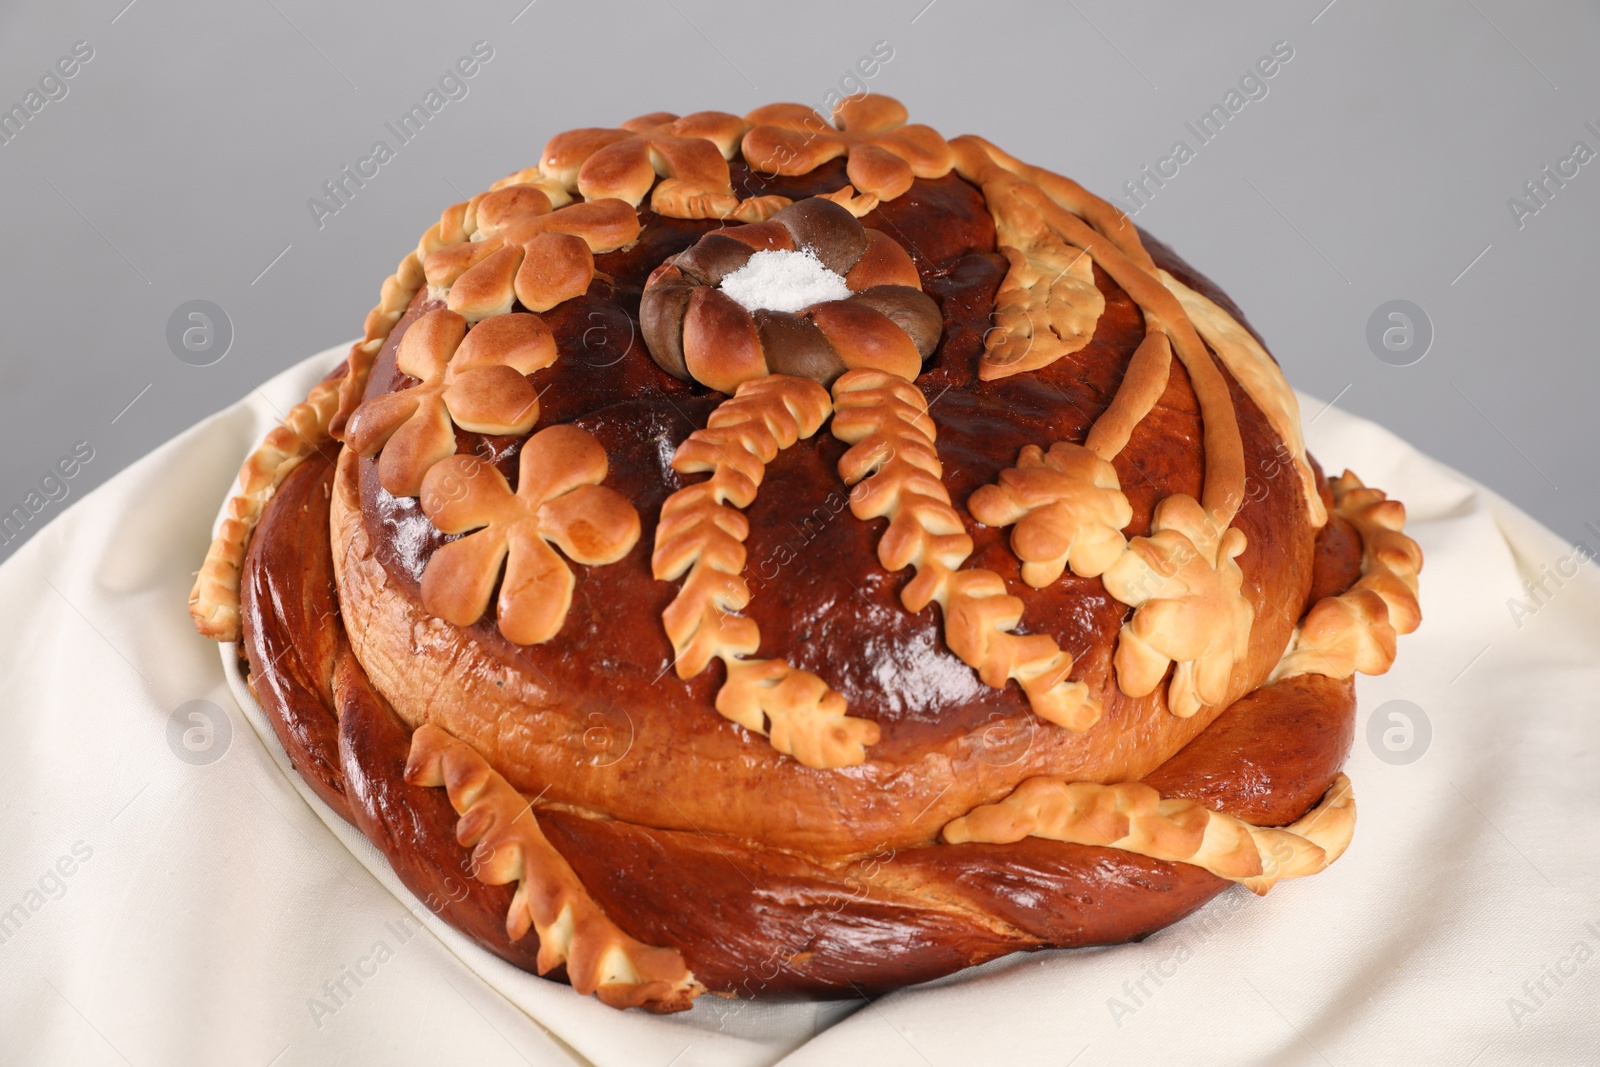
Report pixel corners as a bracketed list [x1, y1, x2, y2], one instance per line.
[741, 95, 954, 202]
[1100, 494, 1254, 718]
[640, 196, 941, 393]
[419, 182, 640, 322]
[344, 309, 554, 498]
[968, 441, 1133, 588]
[538, 110, 789, 223]
[417, 424, 641, 645]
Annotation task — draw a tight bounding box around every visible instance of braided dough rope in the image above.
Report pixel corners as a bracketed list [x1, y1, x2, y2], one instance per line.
[831, 369, 1100, 731]
[1273, 471, 1423, 681]
[653, 376, 880, 768]
[540, 111, 789, 223]
[943, 772, 1356, 896]
[404, 724, 702, 1011]
[188, 374, 342, 640]
[331, 250, 427, 440]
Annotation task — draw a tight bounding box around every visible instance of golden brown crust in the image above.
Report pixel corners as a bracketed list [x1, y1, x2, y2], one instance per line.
[831, 370, 1100, 731]
[246, 446, 1361, 999]
[742, 97, 955, 202]
[418, 425, 640, 646]
[343, 309, 552, 498]
[950, 135, 1247, 529]
[967, 441, 1132, 588]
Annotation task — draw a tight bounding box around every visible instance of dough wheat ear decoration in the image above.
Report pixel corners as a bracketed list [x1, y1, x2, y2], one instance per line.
[831, 370, 1099, 731]
[188, 374, 342, 641]
[653, 375, 881, 768]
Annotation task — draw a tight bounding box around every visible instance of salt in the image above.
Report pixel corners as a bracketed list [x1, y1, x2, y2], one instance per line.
[718, 248, 852, 313]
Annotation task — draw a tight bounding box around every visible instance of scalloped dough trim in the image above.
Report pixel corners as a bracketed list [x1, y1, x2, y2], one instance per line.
[943, 772, 1356, 896]
[653, 375, 880, 768]
[188, 374, 341, 641]
[405, 723, 702, 1011]
[1272, 471, 1423, 681]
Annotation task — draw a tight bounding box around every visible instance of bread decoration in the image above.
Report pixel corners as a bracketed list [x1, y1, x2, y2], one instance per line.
[194, 96, 1422, 1012]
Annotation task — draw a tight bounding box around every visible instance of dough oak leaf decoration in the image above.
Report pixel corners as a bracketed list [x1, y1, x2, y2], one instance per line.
[418, 424, 641, 646]
[1100, 494, 1255, 718]
[968, 441, 1133, 589]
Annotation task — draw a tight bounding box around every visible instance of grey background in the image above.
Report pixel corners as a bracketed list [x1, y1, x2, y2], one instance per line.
[1, 0, 1595, 564]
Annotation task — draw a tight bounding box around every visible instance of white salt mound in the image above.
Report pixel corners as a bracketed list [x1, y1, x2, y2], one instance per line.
[718, 248, 852, 313]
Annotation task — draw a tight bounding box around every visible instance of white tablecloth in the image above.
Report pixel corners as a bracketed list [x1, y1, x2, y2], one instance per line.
[2, 346, 1596, 1067]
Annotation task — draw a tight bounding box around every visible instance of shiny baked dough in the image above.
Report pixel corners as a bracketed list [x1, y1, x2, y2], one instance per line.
[967, 441, 1133, 589]
[978, 174, 1105, 380]
[418, 424, 640, 646]
[343, 309, 553, 498]
[1160, 269, 1328, 528]
[541, 110, 789, 223]
[742, 95, 955, 202]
